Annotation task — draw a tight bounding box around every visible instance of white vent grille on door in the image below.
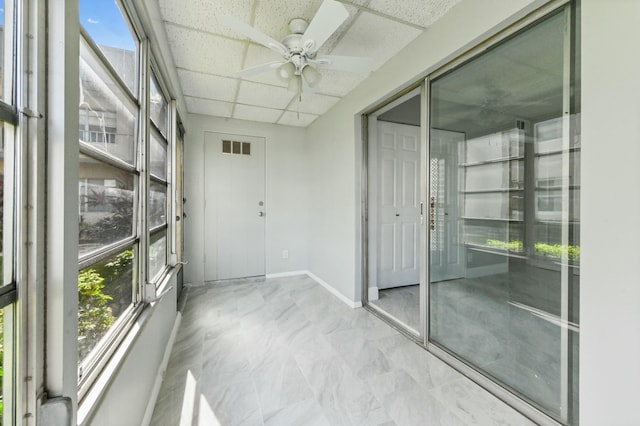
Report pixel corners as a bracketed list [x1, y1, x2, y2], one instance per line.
[222, 140, 251, 156]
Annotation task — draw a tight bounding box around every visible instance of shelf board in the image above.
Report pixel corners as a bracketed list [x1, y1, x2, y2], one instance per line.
[463, 188, 524, 194]
[461, 216, 523, 222]
[460, 155, 524, 167]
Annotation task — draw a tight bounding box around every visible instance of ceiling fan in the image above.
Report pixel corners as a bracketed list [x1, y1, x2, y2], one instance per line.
[220, 0, 376, 93]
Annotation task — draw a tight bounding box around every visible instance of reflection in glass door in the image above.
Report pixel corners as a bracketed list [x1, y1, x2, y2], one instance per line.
[428, 5, 579, 425]
[367, 91, 423, 335]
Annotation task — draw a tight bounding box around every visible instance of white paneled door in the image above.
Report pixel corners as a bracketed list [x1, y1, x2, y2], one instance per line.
[204, 132, 266, 281]
[377, 121, 421, 289]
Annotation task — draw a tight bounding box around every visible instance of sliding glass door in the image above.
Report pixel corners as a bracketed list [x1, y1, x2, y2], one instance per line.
[428, 4, 579, 424]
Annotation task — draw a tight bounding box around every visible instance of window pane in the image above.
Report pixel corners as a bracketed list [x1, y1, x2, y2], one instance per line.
[429, 9, 579, 423]
[150, 131, 167, 181]
[79, 155, 135, 257]
[0, 123, 4, 281]
[0, 308, 3, 422]
[149, 229, 166, 281]
[150, 74, 168, 137]
[80, 40, 137, 165]
[0, 0, 4, 101]
[78, 247, 135, 362]
[149, 181, 167, 229]
[79, 0, 138, 95]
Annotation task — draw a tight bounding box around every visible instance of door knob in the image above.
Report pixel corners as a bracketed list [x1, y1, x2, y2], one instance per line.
[258, 211, 264, 217]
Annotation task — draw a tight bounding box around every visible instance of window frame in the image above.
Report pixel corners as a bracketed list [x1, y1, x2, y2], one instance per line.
[76, 0, 144, 398]
[76, 0, 179, 398]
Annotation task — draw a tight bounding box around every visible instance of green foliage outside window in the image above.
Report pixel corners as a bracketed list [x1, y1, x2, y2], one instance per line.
[78, 249, 133, 361]
[486, 239, 580, 260]
[78, 269, 115, 360]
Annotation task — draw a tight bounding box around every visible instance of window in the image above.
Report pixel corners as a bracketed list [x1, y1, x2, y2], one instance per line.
[148, 71, 169, 283]
[78, 0, 174, 394]
[78, 0, 141, 391]
[0, 1, 19, 423]
[79, 0, 138, 95]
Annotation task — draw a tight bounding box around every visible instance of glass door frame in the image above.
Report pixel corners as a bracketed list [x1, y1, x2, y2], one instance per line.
[424, 1, 575, 425]
[361, 1, 575, 425]
[362, 84, 426, 341]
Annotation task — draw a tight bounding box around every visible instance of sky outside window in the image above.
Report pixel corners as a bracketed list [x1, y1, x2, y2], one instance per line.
[80, 0, 136, 51]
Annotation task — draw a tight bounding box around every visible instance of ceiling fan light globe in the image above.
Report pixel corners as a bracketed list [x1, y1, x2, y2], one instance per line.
[276, 62, 296, 81]
[301, 65, 322, 88]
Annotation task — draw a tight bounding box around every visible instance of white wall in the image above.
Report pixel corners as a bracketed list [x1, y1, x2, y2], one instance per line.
[183, 115, 310, 285]
[580, 0, 640, 424]
[81, 276, 178, 426]
[305, 0, 543, 302]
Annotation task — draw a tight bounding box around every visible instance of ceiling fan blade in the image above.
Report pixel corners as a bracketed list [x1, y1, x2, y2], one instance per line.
[219, 15, 289, 56]
[302, 0, 349, 54]
[237, 61, 283, 78]
[309, 55, 376, 73]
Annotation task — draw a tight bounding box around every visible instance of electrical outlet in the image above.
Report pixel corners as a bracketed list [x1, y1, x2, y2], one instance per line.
[282, 250, 289, 259]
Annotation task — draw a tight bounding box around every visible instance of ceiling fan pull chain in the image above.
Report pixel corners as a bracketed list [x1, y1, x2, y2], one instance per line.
[298, 77, 302, 119]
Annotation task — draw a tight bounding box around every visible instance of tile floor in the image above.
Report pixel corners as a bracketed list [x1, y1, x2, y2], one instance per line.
[370, 285, 420, 332]
[150, 275, 535, 426]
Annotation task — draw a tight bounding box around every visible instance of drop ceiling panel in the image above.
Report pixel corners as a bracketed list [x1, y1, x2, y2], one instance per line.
[291, 92, 340, 115]
[233, 104, 284, 123]
[165, 24, 244, 76]
[237, 80, 295, 109]
[367, 0, 461, 28]
[311, 69, 366, 97]
[177, 69, 238, 102]
[331, 11, 422, 71]
[278, 111, 319, 127]
[185, 97, 234, 117]
[252, 0, 321, 42]
[159, 0, 255, 38]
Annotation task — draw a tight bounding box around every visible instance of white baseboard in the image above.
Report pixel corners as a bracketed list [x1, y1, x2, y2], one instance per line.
[305, 271, 362, 309]
[141, 311, 182, 426]
[265, 270, 308, 279]
[368, 286, 379, 301]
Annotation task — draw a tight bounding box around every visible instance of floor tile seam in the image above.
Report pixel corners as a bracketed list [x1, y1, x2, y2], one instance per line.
[247, 371, 268, 426]
[314, 344, 392, 423]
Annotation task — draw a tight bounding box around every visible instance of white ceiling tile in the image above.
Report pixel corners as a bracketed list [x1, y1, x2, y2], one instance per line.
[330, 11, 422, 71]
[367, 0, 461, 28]
[291, 92, 340, 115]
[252, 0, 360, 48]
[165, 24, 244, 77]
[313, 69, 366, 97]
[185, 97, 234, 117]
[159, 0, 255, 39]
[237, 81, 295, 109]
[233, 104, 283, 123]
[278, 111, 318, 127]
[252, 0, 323, 44]
[177, 69, 238, 102]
